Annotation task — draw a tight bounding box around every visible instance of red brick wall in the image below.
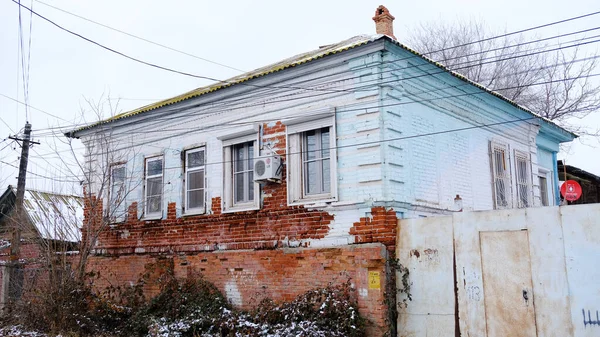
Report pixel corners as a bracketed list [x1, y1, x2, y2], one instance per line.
[88, 243, 389, 336]
[86, 122, 399, 255]
[81, 121, 400, 335]
[350, 207, 398, 252]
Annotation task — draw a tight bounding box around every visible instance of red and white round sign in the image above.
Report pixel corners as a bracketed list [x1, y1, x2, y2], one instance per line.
[560, 180, 582, 202]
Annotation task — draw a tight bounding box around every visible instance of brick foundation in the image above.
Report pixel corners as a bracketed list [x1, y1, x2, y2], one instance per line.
[88, 243, 390, 336]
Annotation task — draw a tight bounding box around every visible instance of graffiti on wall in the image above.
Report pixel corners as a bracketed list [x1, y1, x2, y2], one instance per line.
[583, 309, 600, 327]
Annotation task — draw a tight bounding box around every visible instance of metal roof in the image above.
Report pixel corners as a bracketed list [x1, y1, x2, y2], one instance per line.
[66, 34, 576, 139]
[1, 186, 83, 242]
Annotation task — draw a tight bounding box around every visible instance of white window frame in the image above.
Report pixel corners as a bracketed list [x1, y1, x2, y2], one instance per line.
[286, 114, 337, 205]
[108, 163, 127, 223]
[490, 141, 512, 209]
[144, 155, 164, 219]
[220, 132, 260, 213]
[184, 147, 206, 215]
[514, 150, 532, 208]
[538, 168, 552, 207]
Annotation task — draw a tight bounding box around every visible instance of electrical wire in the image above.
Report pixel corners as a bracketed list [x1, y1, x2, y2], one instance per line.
[3, 116, 539, 183]
[12, 0, 600, 98]
[28, 42, 600, 137]
[8, 2, 599, 137]
[10, 0, 351, 95]
[0, 159, 81, 183]
[32, 0, 246, 73]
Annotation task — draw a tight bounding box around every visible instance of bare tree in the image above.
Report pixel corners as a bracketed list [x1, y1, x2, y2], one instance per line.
[0, 96, 143, 332]
[406, 19, 600, 123]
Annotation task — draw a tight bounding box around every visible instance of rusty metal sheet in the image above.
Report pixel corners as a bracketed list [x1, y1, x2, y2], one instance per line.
[480, 230, 537, 337]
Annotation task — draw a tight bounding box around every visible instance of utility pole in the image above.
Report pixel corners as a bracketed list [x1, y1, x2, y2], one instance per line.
[5, 122, 39, 306]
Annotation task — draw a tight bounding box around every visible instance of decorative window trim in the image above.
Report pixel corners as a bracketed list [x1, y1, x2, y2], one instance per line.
[107, 162, 127, 223]
[286, 115, 337, 206]
[222, 132, 260, 213]
[489, 140, 512, 209]
[143, 155, 164, 219]
[183, 147, 206, 215]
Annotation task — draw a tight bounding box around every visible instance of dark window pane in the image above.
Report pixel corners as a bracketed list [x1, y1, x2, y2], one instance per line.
[187, 170, 204, 190]
[148, 177, 162, 197]
[305, 130, 317, 160]
[112, 166, 126, 183]
[147, 159, 162, 176]
[321, 128, 330, 158]
[539, 176, 548, 206]
[322, 159, 330, 193]
[248, 171, 254, 201]
[147, 196, 161, 213]
[187, 190, 204, 209]
[248, 144, 254, 171]
[234, 145, 245, 172]
[187, 151, 204, 168]
[234, 173, 244, 202]
[305, 161, 318, 194]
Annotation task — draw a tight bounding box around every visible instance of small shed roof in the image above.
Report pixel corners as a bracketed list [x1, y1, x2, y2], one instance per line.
[0, 186, 82, 243]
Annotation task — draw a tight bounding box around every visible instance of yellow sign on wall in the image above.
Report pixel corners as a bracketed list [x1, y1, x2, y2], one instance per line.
[368, 271, 381, 289]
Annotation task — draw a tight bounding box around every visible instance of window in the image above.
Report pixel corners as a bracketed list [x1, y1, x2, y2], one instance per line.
[145, 156, 163, 217]
[539, 175, 549, 206]
[490, 142, 511, 209]
[286, 115, 337, 204]
[233, 142, 255, 204]
[108, 164, 127, 222]
[302, 127, 331, 196]
[185, 148, 205, 213]
[515, 151, 531, 208]
[220, 130, 259, 212]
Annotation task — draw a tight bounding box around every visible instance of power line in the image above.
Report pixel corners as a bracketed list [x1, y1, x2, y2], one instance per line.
[8, 3, 597, 142]
[0, 160, 80, 183]
[44, 71, 596, 157]
[5, 116, 538, 183]
[58, 68, 599, 146]
[26, 0, 33, 121]
[0, 93, 72, 122]
[10, 0, 600, 137]
[13, 0, 600, 99]
[0, 116, 17, 134]
[32, 0, 246, 73]
[29, 41, 600, 137]
[11, 0, 349, 95]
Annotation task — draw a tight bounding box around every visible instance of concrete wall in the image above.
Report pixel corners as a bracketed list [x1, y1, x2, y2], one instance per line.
[397, 203, 600, 337]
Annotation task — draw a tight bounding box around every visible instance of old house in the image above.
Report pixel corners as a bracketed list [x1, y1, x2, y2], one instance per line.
[0, 186, 82, 307]
[65, 6, 575, 335]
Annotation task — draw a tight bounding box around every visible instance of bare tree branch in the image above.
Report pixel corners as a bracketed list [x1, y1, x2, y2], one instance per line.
[407, 18, 600, 126]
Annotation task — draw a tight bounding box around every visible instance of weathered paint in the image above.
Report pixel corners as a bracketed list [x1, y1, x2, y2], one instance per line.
[396, 216, 455, 336]
[480, 231, 537, 337]
[397, 203, 600, 337]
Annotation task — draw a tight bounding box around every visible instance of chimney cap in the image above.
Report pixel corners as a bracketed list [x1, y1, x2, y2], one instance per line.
[372, 5, 396, 40]
[373, 5, 395, 21]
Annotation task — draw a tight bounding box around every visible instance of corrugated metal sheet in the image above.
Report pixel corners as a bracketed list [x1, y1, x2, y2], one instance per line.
[14, 187, 83, 242]
[67, 34, 575, 138]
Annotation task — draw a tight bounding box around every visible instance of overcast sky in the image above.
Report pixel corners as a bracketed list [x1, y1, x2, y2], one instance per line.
[0, 0, 599, 193]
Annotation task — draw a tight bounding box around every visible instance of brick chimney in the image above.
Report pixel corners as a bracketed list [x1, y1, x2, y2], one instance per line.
[372, 5, 396, 40]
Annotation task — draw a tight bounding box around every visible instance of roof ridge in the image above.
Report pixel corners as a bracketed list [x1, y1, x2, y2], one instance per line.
[9, 185, 82, 199]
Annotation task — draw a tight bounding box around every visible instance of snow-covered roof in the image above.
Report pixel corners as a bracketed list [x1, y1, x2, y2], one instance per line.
[66, 34, 575, 139]
[2, 186, 83, 243]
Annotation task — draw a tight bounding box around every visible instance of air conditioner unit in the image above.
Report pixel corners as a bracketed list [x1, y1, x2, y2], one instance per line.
[254, 155, 282, 183]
